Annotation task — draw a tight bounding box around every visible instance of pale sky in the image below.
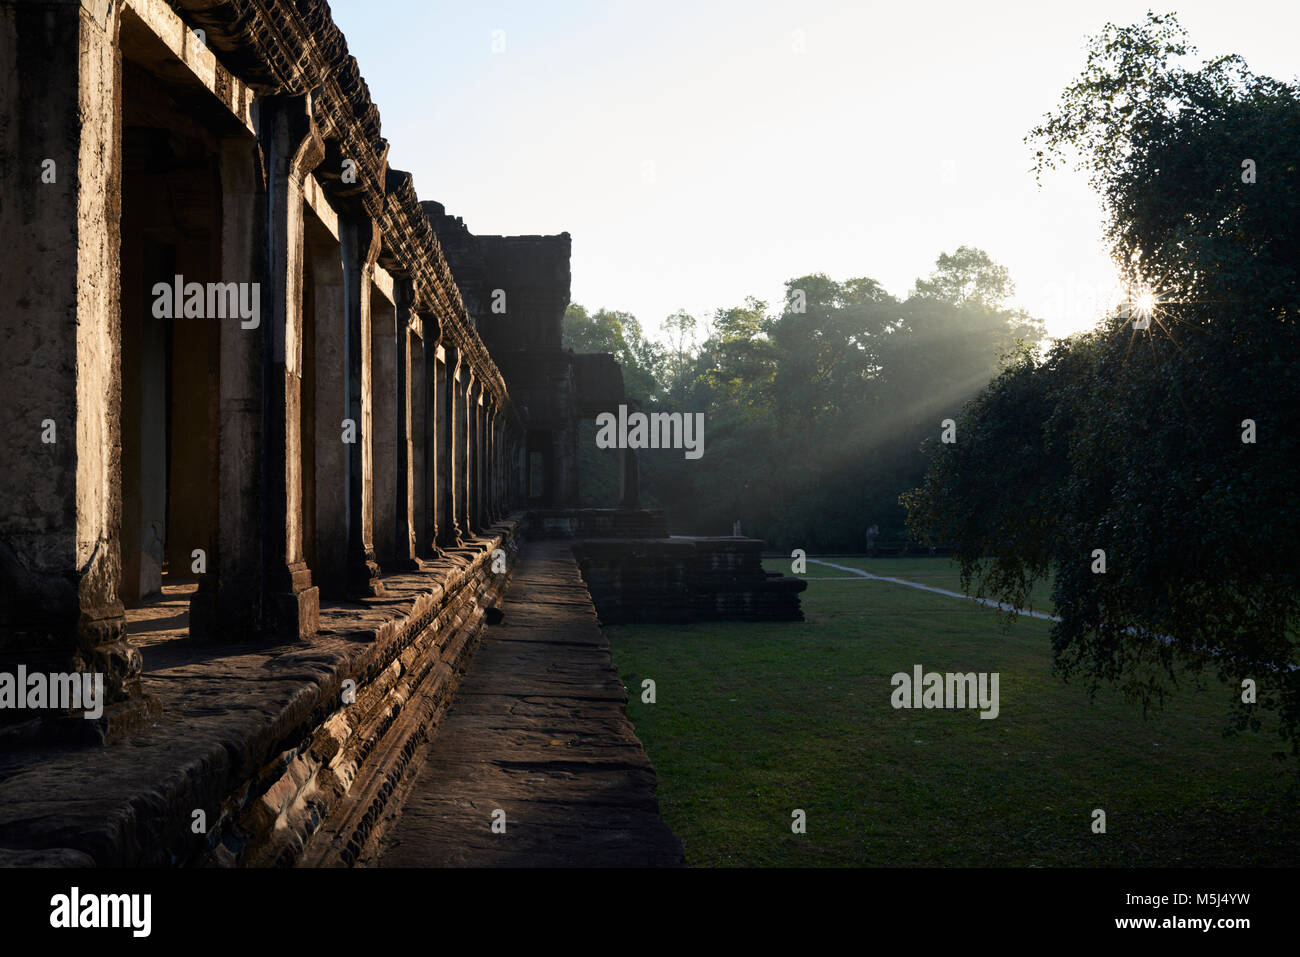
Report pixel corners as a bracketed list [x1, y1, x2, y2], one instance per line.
[329, 1, 1299, 343]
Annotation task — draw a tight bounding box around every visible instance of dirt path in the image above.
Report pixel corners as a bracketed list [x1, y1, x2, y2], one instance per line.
[373, 540, 683, 867]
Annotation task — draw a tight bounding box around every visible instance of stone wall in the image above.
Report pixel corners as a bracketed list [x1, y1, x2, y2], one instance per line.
[572, 536, 807, 625]
[0, 0, 752, 872]
[0, 521, 521, 867]
[524, 507, 669, 540]
[0, 0, 527, 729]
[425, 205, 640, 511]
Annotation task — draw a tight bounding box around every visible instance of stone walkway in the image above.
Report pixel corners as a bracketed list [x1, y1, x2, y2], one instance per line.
[373, 541, 683, 867]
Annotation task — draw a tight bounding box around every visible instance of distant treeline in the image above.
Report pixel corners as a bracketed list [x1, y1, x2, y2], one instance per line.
[564, 245, 1044, 551]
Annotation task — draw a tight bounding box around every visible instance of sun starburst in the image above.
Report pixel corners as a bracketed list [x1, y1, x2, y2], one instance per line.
[1133, 289, 1159, 318]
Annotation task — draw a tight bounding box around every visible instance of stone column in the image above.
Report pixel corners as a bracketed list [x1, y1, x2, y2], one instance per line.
[440, 348, 463, 546]
[190, 133, 269, 639]
[477, 392, 487, 528]
[497, 416, 508, 518]
[514, 437, 523, 510]
[410, 323, 429, 559]
[486, 397, 493, 522]
[481, 396, 492, 524]
[258, 94, 322, 639]
[557, 420, 580, 506]
[514, 440, 524, 509]
[483, 403, 491, 522]
[500, 421, 511, 515]
[620, 447, 641, 509]
[370, 292, 397, 568]
[423, 339, 444, 555]
[393, 281, 419, 569]
[497, 418, 507, 519]
[461, 371, 472, 537]
[463, 375, 479, 536]
[471, 383, 483, 533]
[512, 433, 520, 511]
[0, 0, 147, 722]
[619, 397, 641, 509]
[339, 215, 384, 597]
[308, 235, 347, 597]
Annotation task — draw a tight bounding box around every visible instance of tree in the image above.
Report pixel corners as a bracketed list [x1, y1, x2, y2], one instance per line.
[662, 310, 698, 391]
[912, 246, 1016, 309]
[1027, 11, 1300, 311]
[562, 303, 665, 401]
[564, 249, 1042, 547]
[907, 12, 1300, 758]
[676, 263, 1039, 547]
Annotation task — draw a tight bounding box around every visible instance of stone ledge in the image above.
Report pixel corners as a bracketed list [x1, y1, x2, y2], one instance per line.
[371, 541, 683, 867]
[0, 518, 522, 868]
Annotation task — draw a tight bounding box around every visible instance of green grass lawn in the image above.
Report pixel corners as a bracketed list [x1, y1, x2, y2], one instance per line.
[606, 557, 1300, 867]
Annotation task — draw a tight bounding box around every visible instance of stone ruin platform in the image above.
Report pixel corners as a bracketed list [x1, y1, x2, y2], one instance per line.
[572, 535, 807, 625]
[0, 523, 522, 868]
[519, 508, 807, 625]
[370, 540, 682, 867]
[523, 507, 669, 540]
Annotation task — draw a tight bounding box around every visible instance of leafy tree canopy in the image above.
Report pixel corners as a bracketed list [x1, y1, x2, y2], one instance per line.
[912, 245, 1016, 309]
[563, 248, 1042, 552]
[908, 11, 1300, 758]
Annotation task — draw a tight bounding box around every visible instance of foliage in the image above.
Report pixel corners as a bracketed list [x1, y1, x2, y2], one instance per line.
[562, 303, 667, 401]
[565, 249, 1043, 546]
[912, 245, 1015, 308]
[908, 12, 1300, 755]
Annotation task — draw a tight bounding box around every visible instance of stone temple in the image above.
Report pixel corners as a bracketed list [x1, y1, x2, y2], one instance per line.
[0, 0, 801, 866]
